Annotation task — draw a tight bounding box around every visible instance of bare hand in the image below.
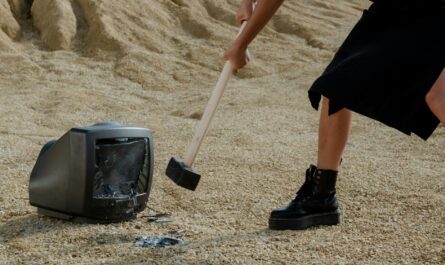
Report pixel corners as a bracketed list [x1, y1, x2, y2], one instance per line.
[224, 43, 250, 73]
[236, 0, 254, 26]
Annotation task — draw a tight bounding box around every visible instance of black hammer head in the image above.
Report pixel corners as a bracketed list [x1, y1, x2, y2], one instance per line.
[165, 157, 201, 191]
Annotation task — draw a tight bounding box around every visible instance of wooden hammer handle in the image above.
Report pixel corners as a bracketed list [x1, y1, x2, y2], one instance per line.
[183, 21, 249, 166]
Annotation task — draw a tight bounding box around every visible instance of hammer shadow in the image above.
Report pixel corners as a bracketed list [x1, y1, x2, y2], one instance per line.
[106, 228, 297, 265]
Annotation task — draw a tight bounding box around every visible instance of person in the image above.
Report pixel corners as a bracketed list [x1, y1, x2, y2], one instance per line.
[224, 0, 445, 230]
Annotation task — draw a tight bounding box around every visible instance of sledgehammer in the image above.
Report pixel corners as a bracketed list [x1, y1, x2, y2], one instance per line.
[166, 22, 250, 191]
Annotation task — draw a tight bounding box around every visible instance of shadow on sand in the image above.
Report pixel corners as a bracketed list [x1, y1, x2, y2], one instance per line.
[0, 213, 133, 245]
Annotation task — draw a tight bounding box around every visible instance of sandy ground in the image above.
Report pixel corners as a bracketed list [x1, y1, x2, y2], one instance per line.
[0, 0, 444, 264]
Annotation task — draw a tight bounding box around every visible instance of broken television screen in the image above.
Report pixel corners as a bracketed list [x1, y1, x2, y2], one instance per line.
[93, 138, 147, 199]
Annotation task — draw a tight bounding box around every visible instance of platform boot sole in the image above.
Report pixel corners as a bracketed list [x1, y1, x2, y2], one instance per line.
[268, 209, 341, 230]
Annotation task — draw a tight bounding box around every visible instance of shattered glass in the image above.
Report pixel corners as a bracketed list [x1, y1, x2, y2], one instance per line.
[93, 138, 146, 199]
[135, 235, 186, 248]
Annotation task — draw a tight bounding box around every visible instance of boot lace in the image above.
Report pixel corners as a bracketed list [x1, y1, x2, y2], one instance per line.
[292, 167, 316, 203]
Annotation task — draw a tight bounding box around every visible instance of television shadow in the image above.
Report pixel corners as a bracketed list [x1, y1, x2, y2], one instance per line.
[0, 214, 76, 242]
[0, 213, 136, 245]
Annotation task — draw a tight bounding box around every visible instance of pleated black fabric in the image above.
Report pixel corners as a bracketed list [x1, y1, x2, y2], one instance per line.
[309, 0, 445, 140]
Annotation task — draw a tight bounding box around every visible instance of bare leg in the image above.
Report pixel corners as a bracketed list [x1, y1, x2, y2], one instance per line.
[317, 97, 352, 170]
[269, 96, 348, 230]
[425, 68, 445, 123]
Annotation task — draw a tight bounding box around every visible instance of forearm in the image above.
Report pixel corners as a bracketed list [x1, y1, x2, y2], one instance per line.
[233, 0, 284, 49]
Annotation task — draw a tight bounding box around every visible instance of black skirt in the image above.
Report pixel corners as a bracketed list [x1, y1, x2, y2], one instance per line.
[309, 0, 445, 140]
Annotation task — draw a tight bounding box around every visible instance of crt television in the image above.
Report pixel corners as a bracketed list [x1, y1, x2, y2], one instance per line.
[29, 122, 153, 223]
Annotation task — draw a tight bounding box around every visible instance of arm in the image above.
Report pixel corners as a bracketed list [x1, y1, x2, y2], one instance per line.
[225, 0, 285, 71]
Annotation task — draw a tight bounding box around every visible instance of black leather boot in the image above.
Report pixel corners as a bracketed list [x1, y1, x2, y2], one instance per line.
[269, 165, 341, 230]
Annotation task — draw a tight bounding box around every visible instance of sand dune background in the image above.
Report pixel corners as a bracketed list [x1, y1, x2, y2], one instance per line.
[0, 0, 444, 264]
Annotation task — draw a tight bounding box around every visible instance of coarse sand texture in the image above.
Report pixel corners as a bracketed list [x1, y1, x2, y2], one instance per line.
[0, 0, 443, 264]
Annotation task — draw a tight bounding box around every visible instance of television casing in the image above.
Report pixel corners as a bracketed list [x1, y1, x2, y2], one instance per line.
[29, 122, 154, 223]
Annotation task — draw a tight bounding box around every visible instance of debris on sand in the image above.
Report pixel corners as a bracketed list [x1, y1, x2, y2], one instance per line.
[135, 228, 186, 248]
[141, 208, 173, 224]
[134, 235, 186, 248]
[145, 213, 172, 224]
